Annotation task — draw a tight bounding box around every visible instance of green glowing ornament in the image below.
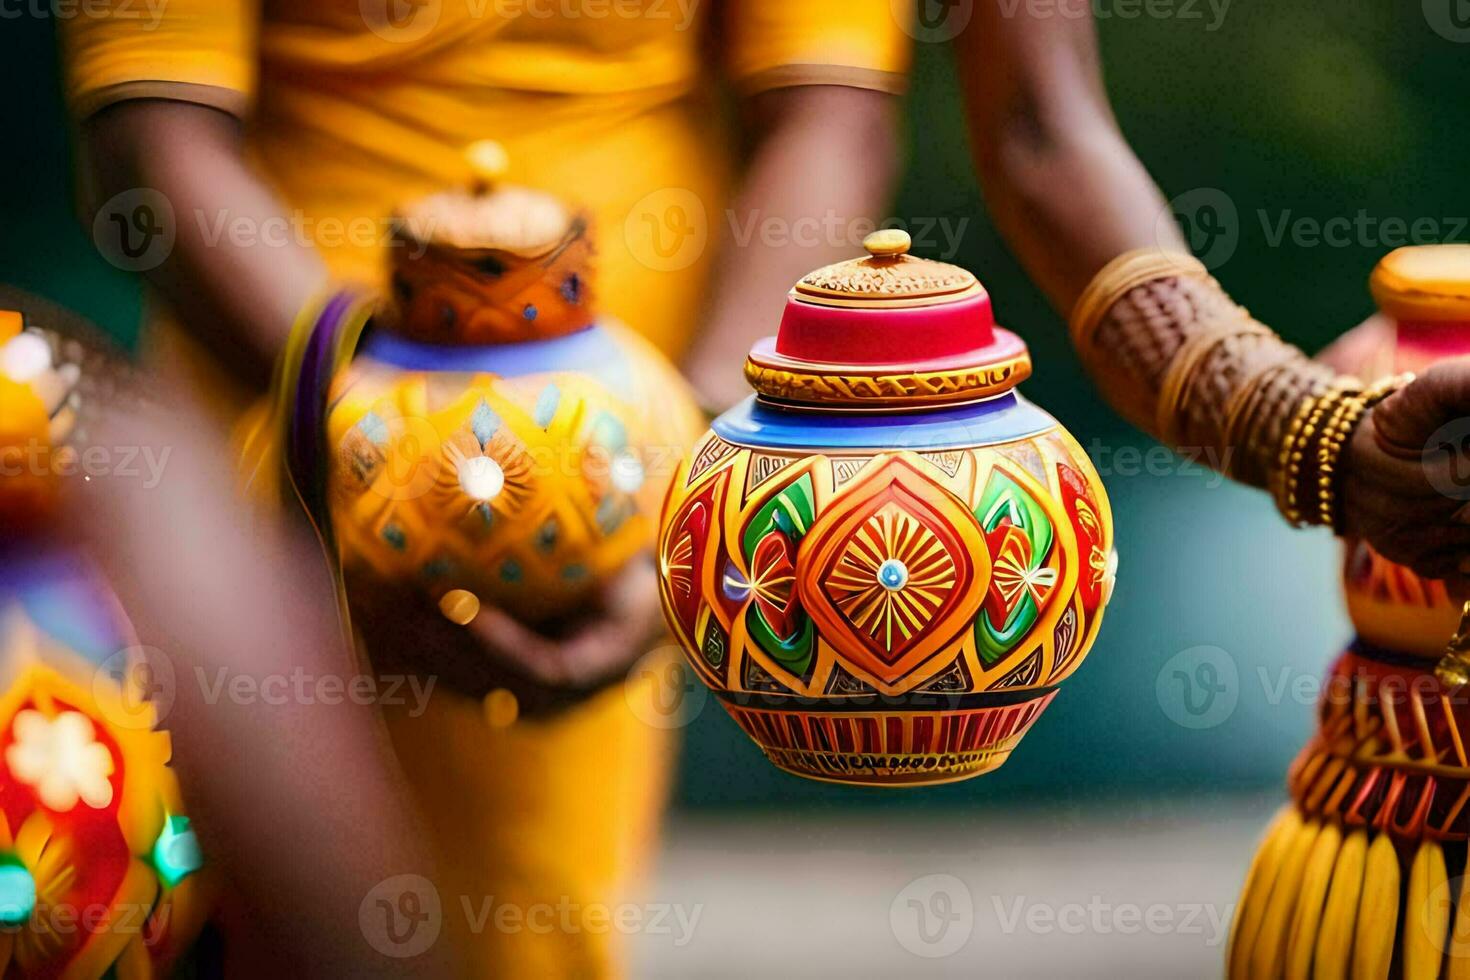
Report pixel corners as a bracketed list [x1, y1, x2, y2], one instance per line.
[152, 814, 204, 888]
[0, 857, 35, 925]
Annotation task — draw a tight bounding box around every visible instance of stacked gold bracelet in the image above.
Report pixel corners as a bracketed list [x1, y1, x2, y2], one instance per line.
[1070, 247, 1414, 536]
[1272, 372, 1413, 529]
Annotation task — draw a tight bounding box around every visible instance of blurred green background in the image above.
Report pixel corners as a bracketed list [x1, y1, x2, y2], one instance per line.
[2, 5, 1464, 810]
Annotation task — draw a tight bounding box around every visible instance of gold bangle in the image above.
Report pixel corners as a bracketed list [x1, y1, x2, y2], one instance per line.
[1284, 394, 1336, 524]
[1314, 392, 1366, 528]
[1362, 371, 1415, 407]
[1274, 385, 1325, 510]
[1278, 380, 1360, 524]
[1311, 372, 1414, 529]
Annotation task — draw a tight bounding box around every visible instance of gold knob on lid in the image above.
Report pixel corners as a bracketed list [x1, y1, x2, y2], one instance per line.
[466, 140, 510, 195]
[863, 228, 911, 259]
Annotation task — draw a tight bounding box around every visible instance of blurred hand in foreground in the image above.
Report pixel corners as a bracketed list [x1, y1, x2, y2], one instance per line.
[63, 381, 458, 976]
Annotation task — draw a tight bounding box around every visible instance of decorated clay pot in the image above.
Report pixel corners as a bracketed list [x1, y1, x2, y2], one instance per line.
[326, 146, 702, 623]
[1343, 245, 1470, 656]
[0, 551, 207, 976]
[656, 232, 1116, 786]
[0, 310, 69, 533]
[0, 308, 206, 975]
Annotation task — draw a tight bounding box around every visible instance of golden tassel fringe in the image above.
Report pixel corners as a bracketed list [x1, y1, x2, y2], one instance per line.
[1351, 833, 1402, 980]
[1250, 818, 1324, 980]
[1284, 821, 1342, 980]
[1405, 840, 1450, 980]
[1448, 850, 1470, 979]
[1314, 829, 1368, 980]
[1231, 808, 1304, 979]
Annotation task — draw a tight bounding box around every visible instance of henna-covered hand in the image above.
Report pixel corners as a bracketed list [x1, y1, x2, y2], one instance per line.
[1337, 356, 1470, 589]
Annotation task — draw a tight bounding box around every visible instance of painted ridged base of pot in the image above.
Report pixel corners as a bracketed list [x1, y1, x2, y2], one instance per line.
[720, 692, 1056, 786]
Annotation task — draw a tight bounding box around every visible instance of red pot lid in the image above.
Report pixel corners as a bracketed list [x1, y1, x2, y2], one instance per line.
[745, 230, 1031, 409]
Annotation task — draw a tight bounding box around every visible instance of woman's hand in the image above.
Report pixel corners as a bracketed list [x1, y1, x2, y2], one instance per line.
[1337, 356, 1470, 589]
[347, 555, 667, 714]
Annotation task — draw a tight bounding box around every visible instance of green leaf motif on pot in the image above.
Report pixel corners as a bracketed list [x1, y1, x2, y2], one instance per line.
[975, 469, 1058, 665]
[741, 473, 814, 557]
[739, 474, 816, 677]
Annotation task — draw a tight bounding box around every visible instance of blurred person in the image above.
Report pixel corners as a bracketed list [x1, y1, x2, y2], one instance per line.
[58, 3, 910, 975]
[0, 295, 457, 975]
[949, 8, 1470, 977]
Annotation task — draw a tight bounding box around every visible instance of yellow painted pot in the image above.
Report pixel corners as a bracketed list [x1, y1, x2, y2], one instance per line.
[326, 155, 701, 623]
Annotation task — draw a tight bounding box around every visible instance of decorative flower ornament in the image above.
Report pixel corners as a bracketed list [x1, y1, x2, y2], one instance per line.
[5, 709, 116, 811]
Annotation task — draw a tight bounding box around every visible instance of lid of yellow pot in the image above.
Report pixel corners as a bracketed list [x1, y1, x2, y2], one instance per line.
[395, 140, 575, 256]
[1371, 245, 1470, 322]
[387, 142, 595, 345]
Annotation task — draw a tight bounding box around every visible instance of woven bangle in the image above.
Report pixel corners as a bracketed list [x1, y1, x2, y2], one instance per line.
[1219, 351, 1300, 477]
[1155, 319, 1274, 449]
[1069, 249, 1210, 351]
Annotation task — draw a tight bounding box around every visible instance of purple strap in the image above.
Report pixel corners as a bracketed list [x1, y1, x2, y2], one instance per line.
[287, 291, 358, 523]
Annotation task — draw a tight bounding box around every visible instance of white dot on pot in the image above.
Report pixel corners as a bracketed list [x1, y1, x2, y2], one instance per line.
[458, 455, 505, 502]
[1, 333, 52, 383]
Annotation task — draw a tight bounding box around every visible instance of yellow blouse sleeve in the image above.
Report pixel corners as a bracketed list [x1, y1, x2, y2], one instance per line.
[57, 0, 258, 120]
[722, 0, 912, 96]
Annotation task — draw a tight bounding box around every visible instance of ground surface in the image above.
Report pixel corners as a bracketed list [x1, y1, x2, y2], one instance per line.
[630, 795, 1276, 979]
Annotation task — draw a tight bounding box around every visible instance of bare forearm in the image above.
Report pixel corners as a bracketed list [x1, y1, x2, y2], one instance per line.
[957, 12, 1183, 313]
[976, 117, 1182, 312]
[82, 100, 327, 388]
[685, 86, 901, 409]
[67, 390, 452, 974]
[954, 12, 1321, 499]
